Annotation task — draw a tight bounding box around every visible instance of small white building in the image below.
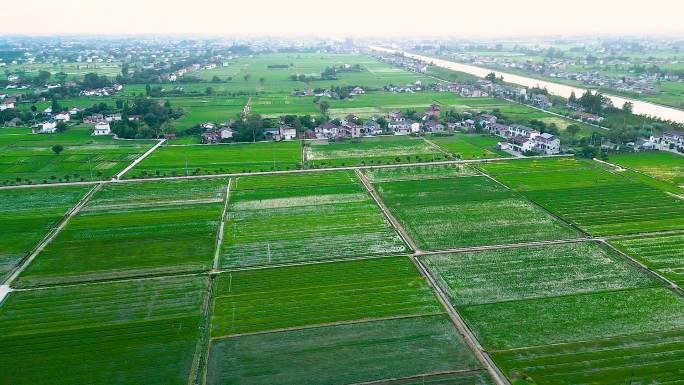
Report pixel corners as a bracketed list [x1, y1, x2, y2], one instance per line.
[54, 112, 70, 122]
[219, 127, 233, 139]
[93, 122, 111, 136]
[34, 121, 57, 134]
[277, 126, 297, 141]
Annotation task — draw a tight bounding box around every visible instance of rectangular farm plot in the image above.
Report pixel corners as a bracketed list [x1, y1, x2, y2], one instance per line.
[206, 315, 488, 385]
[611, 234, 684, 286]
[363, 163, 481, 183]
[460, 287, 684, 350]
[492, 329, 684, 385]
[128, 140, 302, 178]
[16, 179, 227, 287]
[211, 257, 442, 336]
[481, 158, 684, 235]
[0, 185, 90, 283]
[219, 171, 407, 268]
[422, 242, 656, 306]
[371, 174, 579, 250]
[0, 276, 208, 385]
[304, 136, 448, 168]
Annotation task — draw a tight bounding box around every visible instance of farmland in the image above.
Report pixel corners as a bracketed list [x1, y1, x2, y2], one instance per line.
[611, 234, 684, 286]
[369, 170, 579, 250]
[128, 140, 302, 178]
[206, 315, 487, 385]
[0, 276, 208, 385]
[480, 157, 684, 235]
[0, 185, 90, 283]
[16, 179, 227, 287]
[218, 171, 407, 268]
[211, 257, 441, 336]
[610, 151, 684, 186]
[304, 136, 448, 167]
[4, 46, 684, 385]
[422, 242, 656, 306]
[0, 126, 157, 185]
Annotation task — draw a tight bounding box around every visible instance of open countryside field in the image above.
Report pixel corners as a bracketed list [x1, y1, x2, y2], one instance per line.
[460, 287, 684, 350]
[480, 157, 684, 235]
[305, 136, 448, 167]
[219, 171, 407, 267]
[206, 315, 488, 385]
[128, 140, 302, 178]
[0, 185, 90, 283]
[611, 234, 684, 287]
[0, 126, 157, 185]
[0, 276, 208, 385]
[422, 242, 656, 306]
[211, 257, 441, 336]
[491, 329, 684, 384]
[611, 151, 684, 186]
[16, 179, 226, 287]
[369, 169, 579, 250]
[427, 133, 507, 159]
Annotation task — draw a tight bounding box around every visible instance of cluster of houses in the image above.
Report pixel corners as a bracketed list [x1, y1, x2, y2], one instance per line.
[292, 86, 365, 98]
[450, 52, 666, 95]
[160, 63, 217, 82]
[200, 121, 235, 143]
[79, 84, 123, 97]
[477, 116, 561, 155]
[374, 53, 429, 74]
[648, 131, 684, 153]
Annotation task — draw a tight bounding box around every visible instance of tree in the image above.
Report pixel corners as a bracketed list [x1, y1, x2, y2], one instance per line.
[622, 101, 634, 114]
[206, 86, 214, 96]
[485, 72, 497, 82]
[211, 75, 222, 83]
[51, 144, 64, 154]
[319, 101, 330, 115]
[568, 91, 577, 105]
[145, 84, 151, 96]
[51, 99, 61, 113]
[566, 124, 581, 136]
[243, 74, 251, 82]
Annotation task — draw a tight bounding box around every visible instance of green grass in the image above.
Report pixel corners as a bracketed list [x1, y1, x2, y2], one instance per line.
[610, 234, 684, 287]
[16, 179, 226, 287]
[428, 133, 505, 159]
[492, 329, 684, 385]
[0, 126, 157, 185]
[206, 315, 485, 385]
[0, 185, 90, 283]
[128, 141, 302, 178]
[480, 158, 684, 235]
[305, 136, 448, 168]
[372, 174, 579, 250]
[610, 151, 684, 186]
[363, 163, 480, 183]
[422, 242, 656, 306]
[211, 256, 442, 336]
[0, 276, 208, 385]
[461, 287, 684, 350]
[219, 171, 407, 268]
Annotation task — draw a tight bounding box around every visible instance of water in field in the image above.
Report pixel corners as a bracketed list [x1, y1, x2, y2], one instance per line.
[371, 46, 684, 124]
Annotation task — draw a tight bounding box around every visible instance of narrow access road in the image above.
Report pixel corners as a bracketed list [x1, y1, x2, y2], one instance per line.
[212, 178, 232, 271]
[115, 138, 166, 180]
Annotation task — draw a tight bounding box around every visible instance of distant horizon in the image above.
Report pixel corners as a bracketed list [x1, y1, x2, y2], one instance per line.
[3, 0, 684, 38]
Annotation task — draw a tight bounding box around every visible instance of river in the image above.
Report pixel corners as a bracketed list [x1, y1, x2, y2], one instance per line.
[370, 46, 684, 124]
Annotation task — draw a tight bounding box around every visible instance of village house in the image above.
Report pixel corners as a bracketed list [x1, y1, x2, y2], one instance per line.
[275, 125, 297, 141]
[362, 121, 382, 136]
[531, 94, 552, 109]
[423, 120, 445, 133]
[425, 104, 441, 118]
[34, 121, 57, 134]
[83, 114, 105, 124]
[350, 86, 365, 95]
[105, 114, 122, 122]
[340, 123, 362, 138]
[92, 122, 111, 136]
[650, 131, 684, 152]
[574, 111, 604, 124]
[54, 112, 70, 122]
[5, 117, 21, 127]
[201, 130, 221, 144]
[0, 97, 16, 111]
[534, 133, 561, 155]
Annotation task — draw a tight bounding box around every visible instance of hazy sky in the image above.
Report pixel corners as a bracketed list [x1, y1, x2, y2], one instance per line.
[3, 0, 684, 38]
